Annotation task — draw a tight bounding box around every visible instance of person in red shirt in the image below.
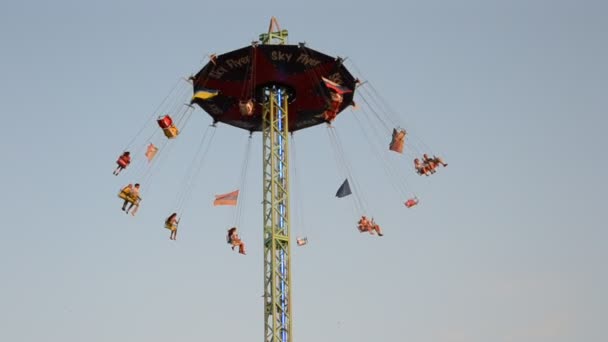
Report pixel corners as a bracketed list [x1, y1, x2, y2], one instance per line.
[113, 151, 131, 175]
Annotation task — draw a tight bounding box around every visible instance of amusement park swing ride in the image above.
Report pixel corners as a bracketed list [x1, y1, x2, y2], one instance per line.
[112, 17, 447, 342]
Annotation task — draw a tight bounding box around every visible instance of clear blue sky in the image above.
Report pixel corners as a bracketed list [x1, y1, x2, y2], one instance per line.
[1, 1, 606, 341]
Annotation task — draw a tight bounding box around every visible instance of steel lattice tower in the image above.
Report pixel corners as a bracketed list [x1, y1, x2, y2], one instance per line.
[260, 23, 292, 342]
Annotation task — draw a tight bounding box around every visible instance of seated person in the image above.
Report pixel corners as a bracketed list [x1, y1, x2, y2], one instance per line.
[414, 158, 431, 176]
[165, 213, 179, 240]
[369, 218, 384, 237]
[120, 183, 141, 215]
[433, 155, 448, 168]
[323, 92, 343, 122]
[227, 227, 246, 255]
[114, 151, 131, 175]
[357, 215, 371, 232]
[422, 154, 448, 174]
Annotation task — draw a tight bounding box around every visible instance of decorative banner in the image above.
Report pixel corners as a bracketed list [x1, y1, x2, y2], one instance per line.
[213, 189, 239, 206]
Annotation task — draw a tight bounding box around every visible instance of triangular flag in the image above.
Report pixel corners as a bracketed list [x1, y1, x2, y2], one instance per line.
[145, 143, 158, 162]
[335, 179, 352, 198]
[213, 189, 239, 206]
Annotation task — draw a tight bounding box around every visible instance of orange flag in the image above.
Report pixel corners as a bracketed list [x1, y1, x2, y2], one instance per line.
[213, 190, 239, 206]
[389, 128, 406, 154]
[145, 143, 158, 162]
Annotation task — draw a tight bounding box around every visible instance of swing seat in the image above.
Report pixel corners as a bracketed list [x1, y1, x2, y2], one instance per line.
[117, 156, 130, 168]
[157, 115, 174, 129]
[296, 237, 308, 246]
[405, 198, 418, 208]
[239, 100, 255, 116]
[164, 223, 177, 231]
[163, 125, 179, 139]
[118, 188, 140, 204]
[145, 144, 158, 161]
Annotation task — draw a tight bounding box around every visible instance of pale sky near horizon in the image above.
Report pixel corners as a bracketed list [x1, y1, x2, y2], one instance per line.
[1, 1, 606, 341]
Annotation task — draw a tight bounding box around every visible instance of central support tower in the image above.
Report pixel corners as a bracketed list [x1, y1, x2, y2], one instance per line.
[262, 86, 291, 342]
[261, 17, 292, 342]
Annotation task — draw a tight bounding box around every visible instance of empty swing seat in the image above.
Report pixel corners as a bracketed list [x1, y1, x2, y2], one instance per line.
[239, 100, 255, 116]
[163, 126, 179, 139]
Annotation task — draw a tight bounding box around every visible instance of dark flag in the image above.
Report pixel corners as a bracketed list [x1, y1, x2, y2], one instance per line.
[335, 179, 352, 198]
